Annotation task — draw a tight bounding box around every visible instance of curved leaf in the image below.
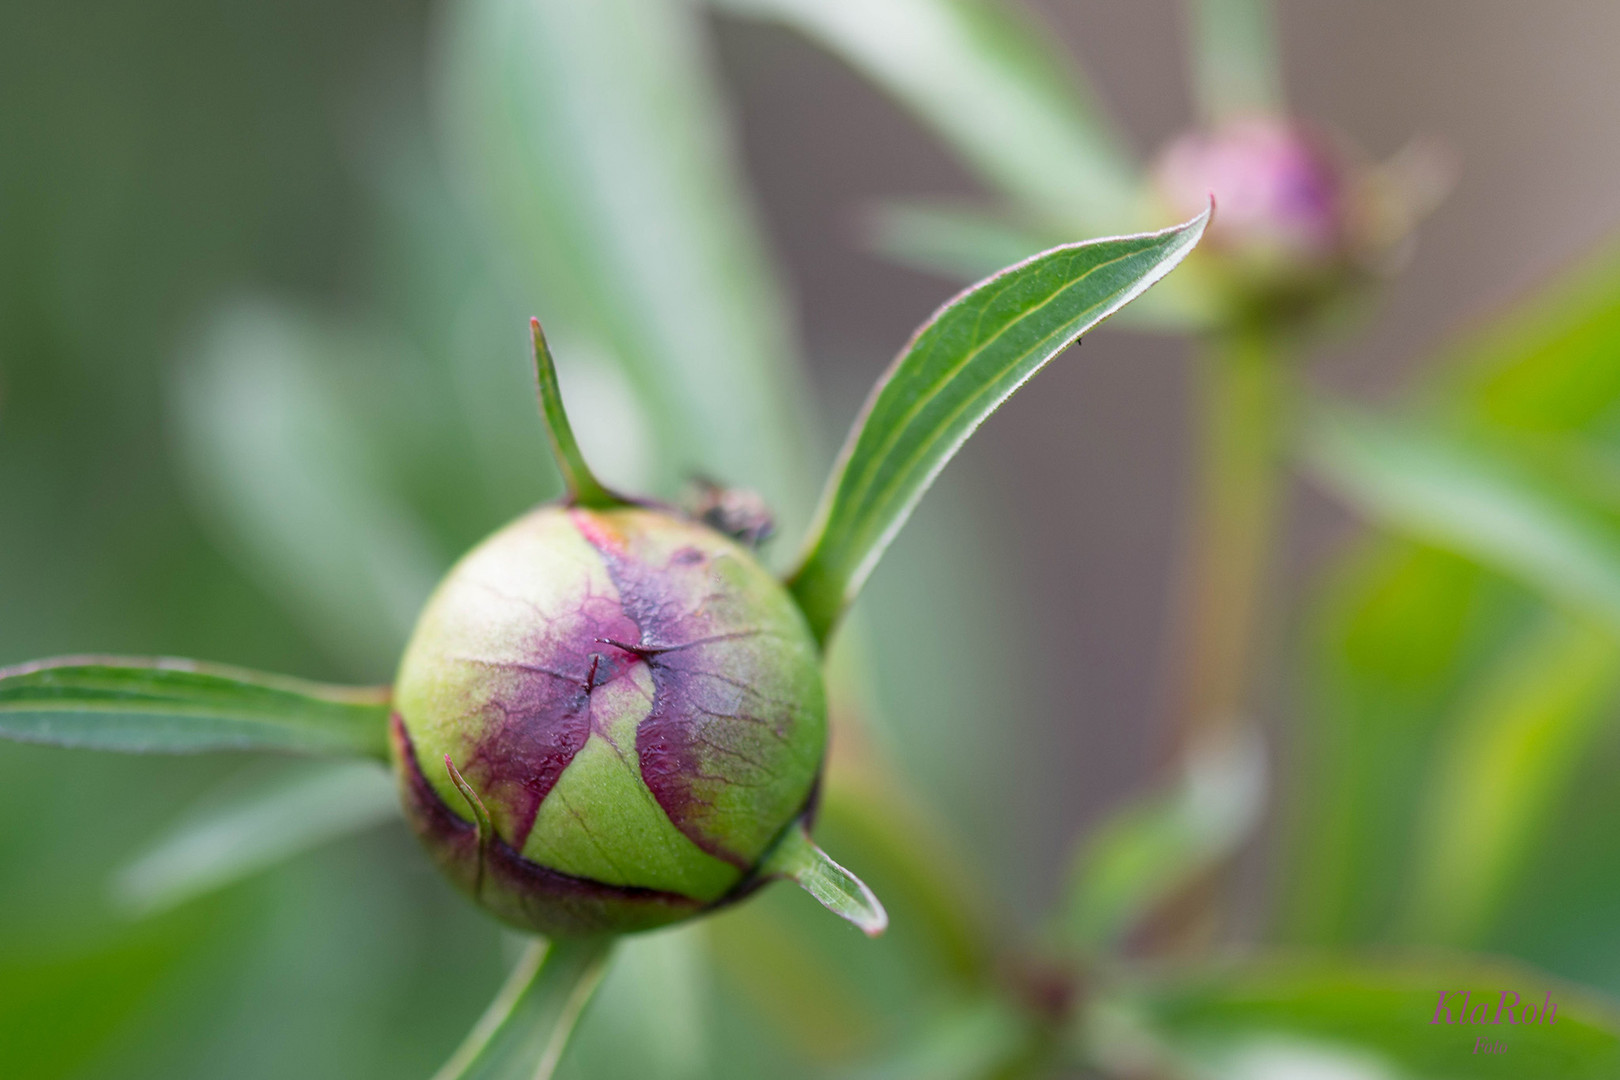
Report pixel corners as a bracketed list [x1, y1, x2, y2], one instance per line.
[788, 211, 1209, 643]
[0, 657, 391, 760]
[433, 936, 615, 1080]
[1094, 956, 1620, 1079]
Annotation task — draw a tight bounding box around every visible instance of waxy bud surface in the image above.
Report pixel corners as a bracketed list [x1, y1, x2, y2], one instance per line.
[390, 504, 825, 936]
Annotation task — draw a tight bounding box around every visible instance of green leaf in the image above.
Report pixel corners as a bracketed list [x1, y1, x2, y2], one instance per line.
[1279, 241, 1620, 950]
[1306, 406, 1620, 632]
[528, 319, 629, 509]
[1401, 615, 1620, 946]
[172, 302, 444, 678]
[0, 657, 391, 760]
[713, 0, 1142, 233]
[114, 760, 400, 917]
[1064, 727, 1265, 956]
[865, 200, 1060, 285]
[760, 823, 888, 938]
[1187, 0, 1286, 124]
[433, 936, 616, 1080]
[788, 211, 1209, 643]
[1094, 956, 1620, 1078]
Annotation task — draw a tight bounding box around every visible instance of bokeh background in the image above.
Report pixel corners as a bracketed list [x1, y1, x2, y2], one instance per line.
[6, 1, 1620, 1077]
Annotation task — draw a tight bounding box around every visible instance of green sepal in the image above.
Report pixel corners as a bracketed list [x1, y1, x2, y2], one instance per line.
[760, 821, 888, 937]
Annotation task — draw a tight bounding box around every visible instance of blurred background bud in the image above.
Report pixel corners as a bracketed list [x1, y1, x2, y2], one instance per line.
[1154, 115, 1456, 321]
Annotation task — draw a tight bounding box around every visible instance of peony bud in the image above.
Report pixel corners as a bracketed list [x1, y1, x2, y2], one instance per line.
[1154, 116, 1453, 318]
[389, 503, 825, 936]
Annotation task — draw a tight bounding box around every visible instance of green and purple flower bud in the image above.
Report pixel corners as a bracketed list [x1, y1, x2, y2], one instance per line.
[1155, 116, 1452, 317]
[390, 503, 826, 937]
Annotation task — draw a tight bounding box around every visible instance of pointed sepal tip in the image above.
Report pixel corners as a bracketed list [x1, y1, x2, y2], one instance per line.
[762, 822, 888, 937]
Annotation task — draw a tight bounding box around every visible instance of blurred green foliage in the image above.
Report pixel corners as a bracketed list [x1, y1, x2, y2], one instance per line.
[8, 0, 1620, 1076]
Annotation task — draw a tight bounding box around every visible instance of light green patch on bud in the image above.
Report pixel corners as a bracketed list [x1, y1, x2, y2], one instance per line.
[523, 726, 742, 901]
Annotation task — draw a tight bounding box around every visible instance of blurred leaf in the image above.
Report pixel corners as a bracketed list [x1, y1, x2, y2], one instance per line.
[1307, 406, 1620, 632]
[713, 0, 1142, 232]
[1402, 615, 1620, 947]
[1094, 956, 1620, 1078]
[1282, 240, 1620, 951]
[172, 302, 445, 678]
[1187, 0, 1285, 124]
[1434, 245, 1620, 435]
[115, 760, 400, 917]
[865, 200, 1059, 284]
[1282, 544, 1523, 946]
[789, 211, 1209, 643]
[1064, 727, 1265, 956]
[438, 0, 818, 530]
[434, 936, 615, 1080]
[0, 657, 390, 759]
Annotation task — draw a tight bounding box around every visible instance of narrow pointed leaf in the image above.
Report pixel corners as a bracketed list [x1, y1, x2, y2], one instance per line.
[433, 936, 615, 1080]
[1095, 956, 1620, 1078]
[529, 318, 627, 509]
[789, 211, 1209, 643]
[114, 761, 400, 916]
[713, 0, 1141, 232]
[761, 823, 888, 937]
[0, 657, 391, 760]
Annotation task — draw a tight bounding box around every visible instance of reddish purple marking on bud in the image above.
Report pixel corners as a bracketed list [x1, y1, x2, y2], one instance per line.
[1157, 118, 1347, 266]
[391, 713, 703, 935]
[571, 510, 789, 869]
[455, 584, 642, 847]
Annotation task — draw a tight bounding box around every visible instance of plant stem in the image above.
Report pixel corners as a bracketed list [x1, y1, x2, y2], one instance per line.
[432, 935, 616, 1080]
[1175, 327, 1290, 750]
[1187, 0, 1285, 124]
[1151, 324, 1292, 947]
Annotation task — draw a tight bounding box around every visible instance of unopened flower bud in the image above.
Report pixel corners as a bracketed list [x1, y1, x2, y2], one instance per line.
[390, 503, 825, 936]
[1154, 116, 1452, 318]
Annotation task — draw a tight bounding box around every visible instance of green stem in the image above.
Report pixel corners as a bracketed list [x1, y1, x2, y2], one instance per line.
[530, 318, 627, 509]
[1174, 327, 1290, 750]
[432, 935, 616, 1080]
[1187, 0, 1285, 124]
[1152, 326, 1291, 946]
